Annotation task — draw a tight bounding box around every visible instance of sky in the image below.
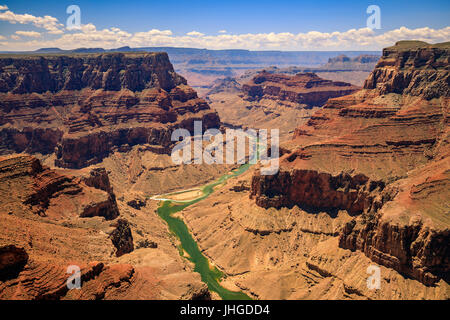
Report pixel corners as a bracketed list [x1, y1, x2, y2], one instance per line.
[0, 0, 449, 51]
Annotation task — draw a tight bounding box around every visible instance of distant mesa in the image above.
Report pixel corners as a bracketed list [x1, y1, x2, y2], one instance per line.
[242, 71, 360, 107]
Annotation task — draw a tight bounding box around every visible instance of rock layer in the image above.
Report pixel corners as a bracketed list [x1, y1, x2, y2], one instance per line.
[0, 52, 220, 168]
[250, 41, 450, 286]
[242, 71, 360, 107]
[0, 155, 119, 219]
[251, 170, 390, 215]
[0, 154, 210, 300]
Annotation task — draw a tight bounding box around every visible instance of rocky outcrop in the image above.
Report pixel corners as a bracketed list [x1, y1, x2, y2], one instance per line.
[74, 168, 120, 219]
[109, 219, 134, 257]
[0, 245, 28, 281]
[250, 169, 391, 215]
[0, 52, 220, 168]
[339, 215, 449, 286]
[0, 52, 184, 94]
[0, 155, 119, 219]
[250, 41, 450, 287]
[242, 71, 360, 107]
[364, 40, 450, 99]
[339, 157, 450, 286]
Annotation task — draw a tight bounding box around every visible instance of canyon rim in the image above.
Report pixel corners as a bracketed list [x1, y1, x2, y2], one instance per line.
[0, 1, 449, 312]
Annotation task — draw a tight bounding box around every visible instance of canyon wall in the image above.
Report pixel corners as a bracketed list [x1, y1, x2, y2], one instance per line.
[250, 41, 450, 286]
[242, 71, 360, 107]
[0, 52, 220, 168]
[0, 155, 119, 219]
[0, 155, 209, 300]
[0, 52, 222, 300]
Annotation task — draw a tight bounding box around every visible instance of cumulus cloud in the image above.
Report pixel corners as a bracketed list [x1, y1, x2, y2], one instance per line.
[2, 25, 450, 51]
[0, 4, 8, 10]
[15, 30, 41, 37]
[186, 31, 204, 37]
[0, 5, 448, 51]
[0, 9, 64, 33]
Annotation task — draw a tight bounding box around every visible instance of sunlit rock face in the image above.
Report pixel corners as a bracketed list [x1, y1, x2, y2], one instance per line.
[250, 41, 450, 286]
[242, 71, 360, 107]
[0, 52, 220, 168]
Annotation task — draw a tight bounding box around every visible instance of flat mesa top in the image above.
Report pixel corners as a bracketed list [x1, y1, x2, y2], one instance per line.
[0, 51, 166, 59]
[388, 40, 450, 50]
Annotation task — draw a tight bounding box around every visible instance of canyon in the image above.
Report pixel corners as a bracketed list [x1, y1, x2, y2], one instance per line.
[0, 41, 448, 300]
[0, 52, 220, 168]
[0, 52, 228, 300]
[208, 71, 359, 139]
[179, 41, 449, 299]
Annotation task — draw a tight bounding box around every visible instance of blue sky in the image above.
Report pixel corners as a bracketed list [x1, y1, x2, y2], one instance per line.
[0, 0, 449, 51]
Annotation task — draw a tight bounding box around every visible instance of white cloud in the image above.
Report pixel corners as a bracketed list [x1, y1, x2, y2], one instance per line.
[0, 4, 8, 10]
[0, 7, 448, 52]
[186, 31, 204, 37]
[15, 30, 41, 37]
[2, 25, 450, 52]
[0, 9, 64, 33]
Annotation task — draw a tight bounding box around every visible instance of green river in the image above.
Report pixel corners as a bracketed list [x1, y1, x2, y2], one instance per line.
[155, 163, 253, 300]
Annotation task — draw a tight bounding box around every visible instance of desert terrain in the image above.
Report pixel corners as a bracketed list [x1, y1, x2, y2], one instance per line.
[0, 41, 448, 300]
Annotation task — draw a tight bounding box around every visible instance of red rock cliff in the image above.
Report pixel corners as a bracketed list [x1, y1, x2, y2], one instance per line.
[242, 71, 360, 107]
[0, 52, 220, 168]
[250, 41, 450, 286]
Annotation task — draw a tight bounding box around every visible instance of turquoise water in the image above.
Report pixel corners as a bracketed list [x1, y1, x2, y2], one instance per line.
[156, 164, 252, 300]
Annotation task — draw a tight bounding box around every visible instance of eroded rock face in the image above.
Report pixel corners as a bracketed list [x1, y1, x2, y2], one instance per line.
[110, 219, 134, 257]
[0, 245, 28, 281]
[0, 155, 119, 220]
[0, 52, 220, 168]
[364, 40, 450, 99]
[340, 216, 450, 286]
[242, 71, 360, 107]
[339, 157, 450, 286]
[250, 41, 450, 286]
[0, 154, 209, 300]
[250, 169, 391, 215]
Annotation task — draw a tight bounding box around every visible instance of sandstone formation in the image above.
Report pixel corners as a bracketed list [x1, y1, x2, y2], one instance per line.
[242, 71, 359, 107]
[250, 41, 450, 287]
[208, 72, 359, 140]
[0, 52, 220, 168]
[0, 155, 119, 219]
[0, 154, 210, 300]
[110, 219, 134, 257]
[0, 245, 28, 281]
[251, 170, 390, 215]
